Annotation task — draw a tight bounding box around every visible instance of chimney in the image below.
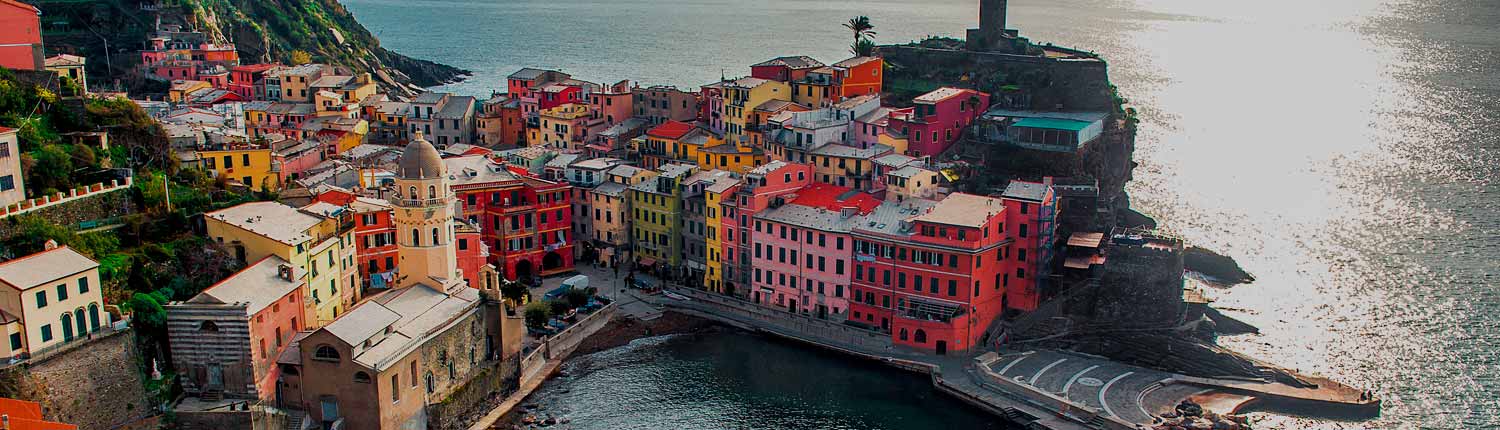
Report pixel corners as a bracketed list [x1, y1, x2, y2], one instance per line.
[43, 239, 58, 250]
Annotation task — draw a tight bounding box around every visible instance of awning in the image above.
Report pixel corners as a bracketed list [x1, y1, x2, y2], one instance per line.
[638, 258, 657, 267]
[1067, 232, 1105, 248]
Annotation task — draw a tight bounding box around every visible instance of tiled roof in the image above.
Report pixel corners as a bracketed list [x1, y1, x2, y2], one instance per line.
[788, 182, 881, 213]
[914, 87, 979, 104]
[508, 68, 551, 80]
[912, 193, 1005, 228]
[1001, 180, 1050, 202]
[646, 120, 695, 139]
[435, 95, 475, 119]
[206, 202, 324, 245]
[752, 56, 825, 69]
[888, 165, 934, 179]
[0, 246, 98, 290]
[192, 255, 303, 316]
[832, 56, 880, 68]
[412, 91, 447, 105]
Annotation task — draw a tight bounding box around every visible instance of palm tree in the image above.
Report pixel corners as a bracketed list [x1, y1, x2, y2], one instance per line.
[843, 16, 877, 45]
[851, 38, 876, 57]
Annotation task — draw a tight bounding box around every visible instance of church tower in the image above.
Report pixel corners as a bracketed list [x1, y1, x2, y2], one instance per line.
[391, 131, 460, 289]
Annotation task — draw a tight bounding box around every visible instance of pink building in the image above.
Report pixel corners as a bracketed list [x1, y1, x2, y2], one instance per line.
[996, 179, 1058, 312]
[167, 255, 309, 401]
[589, 80, 634, 126]
[748, 183, 879, 318]
[0, 0, 42, 71]
[887, 87, 990, 157]
[720, 161, 815, 297]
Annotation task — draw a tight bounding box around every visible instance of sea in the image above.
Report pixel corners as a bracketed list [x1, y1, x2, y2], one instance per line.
[339, 0, 1500, 428]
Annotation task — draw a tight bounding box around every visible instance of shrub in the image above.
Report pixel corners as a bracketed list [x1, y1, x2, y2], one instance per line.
[546, 299, 570, 316]
[523, 301, 552, 329]
[564, 288, 590, 308]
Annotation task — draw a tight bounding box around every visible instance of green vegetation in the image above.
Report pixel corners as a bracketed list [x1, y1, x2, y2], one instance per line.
[523, 301, 553, 329]
[844, 16, 877, 56]
[563, 288, 590, 309]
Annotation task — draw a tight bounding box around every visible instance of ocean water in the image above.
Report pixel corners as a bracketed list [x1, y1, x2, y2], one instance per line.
[341, 0, 1500, 427]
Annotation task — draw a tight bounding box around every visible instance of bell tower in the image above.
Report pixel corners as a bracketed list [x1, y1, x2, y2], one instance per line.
[390, 131, 460, 289]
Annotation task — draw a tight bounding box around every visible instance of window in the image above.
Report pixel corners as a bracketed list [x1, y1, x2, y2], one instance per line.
[198, 321, 219, 332]
[40, 324, 52, 342]
[1017, 268, 1026, 279]
[55, 284, 67, 301]
[35, 291, 46, 308]
[8, 333, 19, 351]
[1019, 224, 1029, 238]
[313, 345, 341, 361]
[354, 372, 372, 384]
[0, 176, 13, 191]
[392, 375, 401, 402]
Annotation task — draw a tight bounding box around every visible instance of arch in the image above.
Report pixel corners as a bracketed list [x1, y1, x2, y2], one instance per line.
[424, 371, 436, 393]
[412, 229, 420, 246]
[199, 321, 219, 332]
[513, 260, 534, 284]
[542, 251, 564, 271]
[313, 345, 341, 361]
[61, 314, 74, 341]
[899, 328, 909, 341]
[88, 303, 100, 331]
[353, 371, 371, 384]
[408, 186, 417, 199]
[431, 228, 440, 246]
[447, 360, 455, 381]
[73, 308, 86, 335]
[428, 185, 437, 199]
[914, 329, 927, 344]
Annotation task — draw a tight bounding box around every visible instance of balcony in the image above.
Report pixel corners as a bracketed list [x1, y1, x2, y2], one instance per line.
[395, 197, 448, 207]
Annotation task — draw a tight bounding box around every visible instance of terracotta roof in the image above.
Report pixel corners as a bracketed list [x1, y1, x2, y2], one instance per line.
[789, 183, 881, 213]
[646, 120, 694, 140]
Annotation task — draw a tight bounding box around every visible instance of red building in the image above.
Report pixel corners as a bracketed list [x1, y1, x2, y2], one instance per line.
[230, 63, 281, 100]
[446, 155, 575, 282]
[0, 397, 77, 430]
[344, 197, 400, 291]
[887, 87, 990, 157]
[997, 179, 1058, 312]
[849, 193, 1022, 354]
[750, 56, 826, 82]
[0, 0, 43, 71]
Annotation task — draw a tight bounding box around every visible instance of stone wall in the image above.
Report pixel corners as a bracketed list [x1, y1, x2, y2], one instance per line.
[175, 405, 289, 430]
[0, 186, 137, 240]
[16, 328, 153, 430]
[424, 355, 522, 430]
[878, 45, 1114, 112]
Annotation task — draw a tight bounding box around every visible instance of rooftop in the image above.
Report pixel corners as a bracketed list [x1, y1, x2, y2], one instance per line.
[872, 152, 920, 168]
[191, 255, 303, 316]
[412, 91, 447, 105]
[1001, 180, 1050, 202]
[1011, 117, 1094, 132]
[914, 87, 977, 104]
[0, 246, 98, 291]
[646, 120, 695, 140]
[729, 77, 773, 89]
[789, 182, 881, 213]
[591, 181, 630, 197]
[811, 143, 893, 159]
[570, 157, 623, 170]
[855, 200, 939, 236]
[434, 96, 475, 119]
[206, 202, 324, 245]
[889, 165, 934, 179]
[913, 193, 1005, 228]
[753, 56, 825, 69]
[748, 160, 791, 175]
[445, 155, 522, 187]
[508, 67, 553, 80]
[331, 284, 480, 370]
[832, 56, 880, 68]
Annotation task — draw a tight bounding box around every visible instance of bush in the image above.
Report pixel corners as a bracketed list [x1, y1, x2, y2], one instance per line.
[564, 288, 590, 308]
[523, 301, 552, 329]
[546, 299, 570, 316]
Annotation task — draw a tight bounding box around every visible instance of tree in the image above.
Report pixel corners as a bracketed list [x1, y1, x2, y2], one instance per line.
[564, 288, 590, 308]
[852, 38, 877, 57]
[843, 16, 877, 45]
[523, 301, 553, 329]
[29, 145, 74, 193]
[290, 50, 312, 65]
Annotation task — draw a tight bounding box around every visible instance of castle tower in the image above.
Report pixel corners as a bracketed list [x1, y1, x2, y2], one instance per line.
[391, 131, 460, 289]
[981, 0, 1007, 38]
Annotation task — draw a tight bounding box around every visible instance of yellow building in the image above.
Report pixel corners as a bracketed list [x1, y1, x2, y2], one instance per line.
[702, 178, 740, 293]
[44, 54, 87, 94]
[0, 244, 108, 361]
[169, 80, 212, 103]
[720, 77, 790, 145]
[699, 142, 766, 174]
[198, 147, 279, 191]
[808, 143, 893, 191]
[791, 68, 836, 108]
[205, 201, 360, 325]
[536, 104, 592, 149]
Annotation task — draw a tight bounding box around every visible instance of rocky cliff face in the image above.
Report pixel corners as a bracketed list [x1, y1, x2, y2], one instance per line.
[191, 0, 468, 90]
[35, 0, 467, 94]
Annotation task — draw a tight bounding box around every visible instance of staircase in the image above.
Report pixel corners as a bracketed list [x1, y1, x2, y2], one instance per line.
[283, 410, 308, 430]
[200, 386, 223, 402]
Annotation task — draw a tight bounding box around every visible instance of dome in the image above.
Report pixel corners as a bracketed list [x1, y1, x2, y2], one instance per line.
[398, 131, 444, 180]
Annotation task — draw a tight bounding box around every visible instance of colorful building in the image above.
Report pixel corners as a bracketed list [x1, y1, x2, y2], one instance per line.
[533, 103, 592, 150]
[205, 201, 360, 325]
[830, 56, 884, 100]
[229, 63, 281, 100]
[698, 140, 766, 174]
[849, 194, 1011, 354]
[478, 94, 525, 147]
[632, 85, 698, 125]
[629, 164, 696, 269]
[0, 397, 76, 430]
[166, 255, 308, 401]
[720, 77, 791, 145]
[0, 245, 108, 362]
[44, 54, 87, 94]
[702, 177, 740, 293]
[997, 179, 1058, 311]
[196, 145, 279, 191]
[750, 56, 825, 83]
[0, 127, 25, 207]
[748, 183, 879, 318]
[444, 153, 575, 282]
[0, 0, 43, 71]
[887, 87, 991, 157]
[718, 161, 816, 298]
[590, 80, 634, 126]
[634, 120, 695, 170]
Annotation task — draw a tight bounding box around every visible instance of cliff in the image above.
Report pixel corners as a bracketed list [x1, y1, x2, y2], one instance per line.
[33, 0, 468, 94]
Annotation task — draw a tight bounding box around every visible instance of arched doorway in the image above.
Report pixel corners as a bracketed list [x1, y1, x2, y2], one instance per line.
[542, 251, 564, 271]
[73, 308, 86, 335]
[61, 314, 74, 341]
[514, 260, 534, 284]
[914, 329, 927, 344]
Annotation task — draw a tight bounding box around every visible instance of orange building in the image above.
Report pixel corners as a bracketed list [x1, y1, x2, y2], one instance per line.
[831, 56, 883, 99]
[0, 0, 43, 71]
[0, 397, 75, 430]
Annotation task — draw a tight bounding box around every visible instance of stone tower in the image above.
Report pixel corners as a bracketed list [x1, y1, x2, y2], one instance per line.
[981, 0, 1007, 38]
[391, 131, 460, 289]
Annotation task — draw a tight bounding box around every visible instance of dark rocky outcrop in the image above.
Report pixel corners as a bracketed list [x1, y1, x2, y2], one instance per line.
[1184, 246, 1256, 285]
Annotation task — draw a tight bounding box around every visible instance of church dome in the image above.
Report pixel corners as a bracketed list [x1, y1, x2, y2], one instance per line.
[399, 131, 444, 180]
